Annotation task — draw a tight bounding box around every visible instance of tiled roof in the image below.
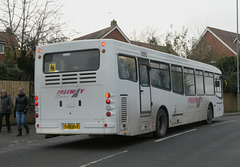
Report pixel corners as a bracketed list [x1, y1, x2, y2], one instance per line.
[206, 27, 237, 54]
[73, 19, 131, 43]
[73, 20, 177, 55]
[73, 26, 114, 40]
[0, 32, 19, 47]
[131, 41, 178, 55]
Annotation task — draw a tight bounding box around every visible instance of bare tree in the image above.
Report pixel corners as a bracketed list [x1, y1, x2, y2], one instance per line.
[0, 0, 68, 80]
[0, 0, 67, 57]
[129, 25, 193, 57]
[164, 25, 192, 58]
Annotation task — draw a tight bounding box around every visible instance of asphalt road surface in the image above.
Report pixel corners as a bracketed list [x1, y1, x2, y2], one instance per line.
[0, 114, 240, 167]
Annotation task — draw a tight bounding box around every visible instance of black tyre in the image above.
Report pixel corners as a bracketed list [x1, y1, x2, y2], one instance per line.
[153, 109, 168, 138]
[206, 105, 213, 124]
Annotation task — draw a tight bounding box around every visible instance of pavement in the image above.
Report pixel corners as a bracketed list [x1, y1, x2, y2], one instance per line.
[223, 112, 240, 116]
[0, 124, 46, 152]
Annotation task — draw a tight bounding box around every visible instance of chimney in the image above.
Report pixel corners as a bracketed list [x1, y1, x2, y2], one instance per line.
[111, 19, 117, 27]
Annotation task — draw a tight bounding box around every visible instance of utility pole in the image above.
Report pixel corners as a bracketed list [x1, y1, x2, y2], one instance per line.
[237, 0, 240, 112]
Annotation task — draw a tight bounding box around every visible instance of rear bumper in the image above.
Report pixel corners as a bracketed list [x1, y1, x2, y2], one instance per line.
[35, 120, 117, 135]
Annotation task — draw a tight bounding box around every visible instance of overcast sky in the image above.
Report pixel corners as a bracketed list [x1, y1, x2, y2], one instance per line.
[60, 0, 237, 40]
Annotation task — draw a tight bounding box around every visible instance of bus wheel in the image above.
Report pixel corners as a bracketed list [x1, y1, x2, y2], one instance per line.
[206, 105, 213, 124]
[153, 109, 168, 138]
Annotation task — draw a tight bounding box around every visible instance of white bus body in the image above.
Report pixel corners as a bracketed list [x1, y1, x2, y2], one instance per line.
[35, 39, 223, 137]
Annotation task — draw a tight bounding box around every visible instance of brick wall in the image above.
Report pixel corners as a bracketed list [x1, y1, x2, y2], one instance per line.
[104, 29, 129, 43]
[198, 31, 236, 59]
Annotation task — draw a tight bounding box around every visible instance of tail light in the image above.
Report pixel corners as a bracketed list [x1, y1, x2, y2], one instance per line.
[106, 99, 111, 104]
[105, 92, 110, 98]
[35, 96, 39, 119]
[35, 96, 39, 106]
[106, 111, 111, 117]
[35, 102, 39, 106]
[105, 92, 113, 119]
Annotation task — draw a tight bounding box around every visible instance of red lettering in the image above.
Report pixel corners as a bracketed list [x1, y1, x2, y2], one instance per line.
[57, 89, 83, 95]
[80, 89, 85, 94]
[70, 90, 76, 94]
[188, 97, 202, 104]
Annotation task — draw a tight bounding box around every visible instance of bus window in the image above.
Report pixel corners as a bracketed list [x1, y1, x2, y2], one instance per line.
[184, 68, 195, 96]
[171, 65, 183, 94]
[140, 65, 149, 87]
[150, 61, 170, 90]
[204, 72, 214, 95]
[196, 70, 204, 95]
[118, 55, 137, 82]
[215, 74, 222, 98]
[43, 49, 99, 73]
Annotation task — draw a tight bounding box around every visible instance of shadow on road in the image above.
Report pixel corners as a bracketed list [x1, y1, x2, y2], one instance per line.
[45, 120, 225, 151]
[46, 135, 154, 151]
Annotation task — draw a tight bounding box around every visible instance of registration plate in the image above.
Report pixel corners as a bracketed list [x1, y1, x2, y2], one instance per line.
[63, 123, 80, 129]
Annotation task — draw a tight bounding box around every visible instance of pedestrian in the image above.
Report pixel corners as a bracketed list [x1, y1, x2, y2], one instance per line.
[14, 88, 29, 136]
[0, 89, 13, 133]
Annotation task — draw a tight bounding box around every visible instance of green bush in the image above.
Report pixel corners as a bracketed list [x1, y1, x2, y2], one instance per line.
[215, 56, 238, 94]
[0, 63, 23, 81]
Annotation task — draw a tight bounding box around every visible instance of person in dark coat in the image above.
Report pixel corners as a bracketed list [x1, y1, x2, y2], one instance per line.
[14, 88, 29, 136]
[0, 89, 13, 133]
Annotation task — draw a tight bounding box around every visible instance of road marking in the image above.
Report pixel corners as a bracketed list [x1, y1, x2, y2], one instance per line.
[79, 150, 128, 167]
[211, 120, 235, 127]
[155, 129, 197, 143]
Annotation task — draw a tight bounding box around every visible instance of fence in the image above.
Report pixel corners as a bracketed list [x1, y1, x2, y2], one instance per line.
[0, 80, 35, 125]
[223, 93, 237, 113]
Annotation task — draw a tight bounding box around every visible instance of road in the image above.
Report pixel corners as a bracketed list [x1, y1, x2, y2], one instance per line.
[0, 114, 240, 167]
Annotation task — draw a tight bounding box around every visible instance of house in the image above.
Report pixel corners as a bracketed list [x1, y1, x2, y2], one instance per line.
[189, 27, 237, 63]
[0, 30, 19, 63]
[74, 20, 130, 43]
[73, 20, 177, 55]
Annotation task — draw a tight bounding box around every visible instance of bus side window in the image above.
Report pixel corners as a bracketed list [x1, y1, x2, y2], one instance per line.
[196, 70, 204, 95]
[140, 65, 149, 87]
[204, 72, 214, 95]
[184, 68, 195, 96]
[215, 74, 222, 98]
[150, 61, 170, 90]
[171, 65, 184, 94]
[118, 55, 137, 82]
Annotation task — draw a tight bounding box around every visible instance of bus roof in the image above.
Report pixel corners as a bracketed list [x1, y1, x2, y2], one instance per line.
[108, 39, 222, 74]
[37, 39, 221, 74]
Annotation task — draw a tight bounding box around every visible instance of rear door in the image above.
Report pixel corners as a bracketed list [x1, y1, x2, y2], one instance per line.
[138, 58, 151, 113]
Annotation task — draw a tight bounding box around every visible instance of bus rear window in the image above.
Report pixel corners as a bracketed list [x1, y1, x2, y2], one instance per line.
[43, 49, 100, 73]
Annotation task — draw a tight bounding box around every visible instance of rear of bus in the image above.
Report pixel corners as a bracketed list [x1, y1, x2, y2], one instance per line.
[35, 40, 118, 136]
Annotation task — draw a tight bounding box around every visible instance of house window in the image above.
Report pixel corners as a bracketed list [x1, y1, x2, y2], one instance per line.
[0, 45, 4, 54]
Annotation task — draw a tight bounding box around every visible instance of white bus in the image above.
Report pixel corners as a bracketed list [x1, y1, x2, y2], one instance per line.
[34, 39, 223, 138]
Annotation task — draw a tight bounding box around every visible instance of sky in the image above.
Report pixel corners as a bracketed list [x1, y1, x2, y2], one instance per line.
[59, 0, 237, 40]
